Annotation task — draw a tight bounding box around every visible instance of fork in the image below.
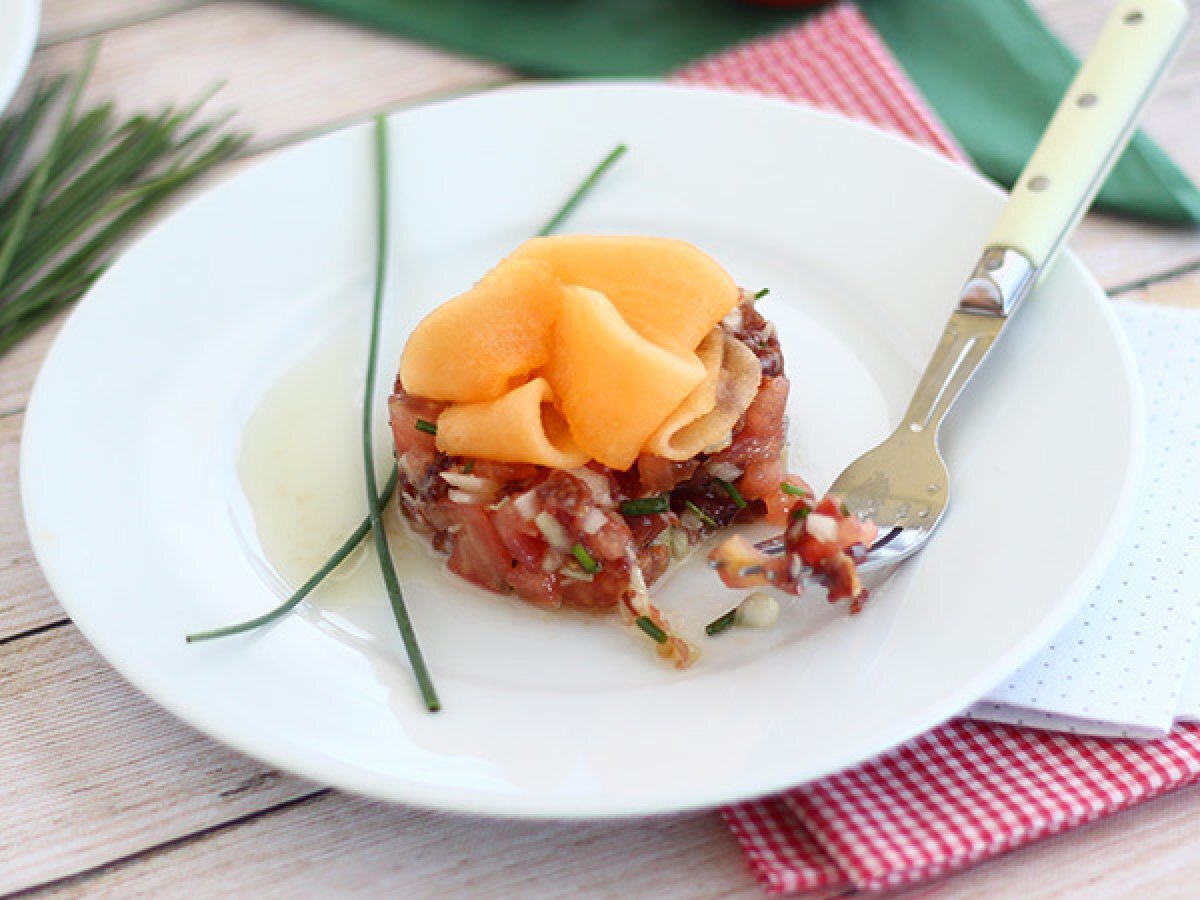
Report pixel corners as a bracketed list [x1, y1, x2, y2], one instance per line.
[817, 0, 1187, 578]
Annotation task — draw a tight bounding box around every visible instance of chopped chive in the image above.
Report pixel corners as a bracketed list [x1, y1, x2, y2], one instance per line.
[685, 500, 718, 529]
[792, 504, 811, 521]
[620, 495, 669, 517]
[414, 418, 437, 435]
[365, 116, 440, 712]
[572, 542, 601, 574]
[635, 616, 668, 644]
[753, 287, 770, 300]
[716, 479, 746, 510]
[706, 608, 738, 637]
[782, 481, 809, 497]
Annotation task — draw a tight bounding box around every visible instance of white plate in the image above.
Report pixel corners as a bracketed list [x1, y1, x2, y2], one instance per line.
[22, 84, 1142, 819]
[0, 0, 38, 114]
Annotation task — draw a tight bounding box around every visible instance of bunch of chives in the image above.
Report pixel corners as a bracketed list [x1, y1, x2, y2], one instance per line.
[0, 45, 247, 356]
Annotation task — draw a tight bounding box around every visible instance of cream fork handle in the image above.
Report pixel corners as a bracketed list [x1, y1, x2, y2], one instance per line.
[985, 0, 1188, 273]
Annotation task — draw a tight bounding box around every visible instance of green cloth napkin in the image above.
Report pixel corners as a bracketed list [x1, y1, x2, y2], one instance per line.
[282, 0, 1200, 224]
[861, 0, 1200, 224]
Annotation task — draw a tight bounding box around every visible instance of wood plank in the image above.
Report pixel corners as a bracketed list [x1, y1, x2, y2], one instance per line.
[0, 412, 65, 641]
[54, 778, 1200, 900]
[0, 314, 66, 418]
[1072, 215, 1200, 296]
[22, 1, 510, 152]
[38, 794, 760, 898]
[38, 0, 209, 47]
[0, 615, 755, 898]
[0, 625, 317, 894]
[1127, 270, 1200, 309]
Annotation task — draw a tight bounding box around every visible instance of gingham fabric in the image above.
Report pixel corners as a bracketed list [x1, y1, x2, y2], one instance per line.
[724, 720, 1200, 893]
[674, 4, 1200, 894]
[673, 2, 967, 165]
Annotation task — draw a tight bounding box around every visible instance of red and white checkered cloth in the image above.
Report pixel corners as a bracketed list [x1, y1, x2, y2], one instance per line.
[674, 2, 967, 164]
[674, 3, 1200, 893]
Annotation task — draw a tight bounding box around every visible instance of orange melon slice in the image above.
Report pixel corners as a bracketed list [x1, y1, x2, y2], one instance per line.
[437, 377, 588, 468]
[400, 258, 561, 403]
[509, 236, 739, 356]
[550, 285, 706, 470]
[645, 330, 762, 460]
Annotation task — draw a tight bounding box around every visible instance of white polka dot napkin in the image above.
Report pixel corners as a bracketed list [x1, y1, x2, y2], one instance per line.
[970, 299, 1200, 738]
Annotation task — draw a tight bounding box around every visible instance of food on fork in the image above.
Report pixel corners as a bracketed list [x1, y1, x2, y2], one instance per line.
[709, 495, 878, 613]
[389, 235, 871, 665]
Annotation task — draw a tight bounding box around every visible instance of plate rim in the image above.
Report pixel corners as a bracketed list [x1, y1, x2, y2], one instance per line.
[20, 81, 1145, 818]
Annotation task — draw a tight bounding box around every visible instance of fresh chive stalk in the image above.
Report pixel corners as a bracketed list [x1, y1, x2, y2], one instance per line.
[619, 495, 669, 517]
[537, 143, 627, 237]
[715, 479, 746, 510]
[363, 116, 440, 712]
[705, 608, 738, 637]
[187, 143, 629, 653]
[753, 287, 770, 300]
[572, 543, 601, 574]
[635, 616, 668, 644]
[0, 44, 247, 356]
[685, 500, 718, 529]
[0, 48, 94, 291]
[414, 417, 437, 435]
[781, 481, 809, 497]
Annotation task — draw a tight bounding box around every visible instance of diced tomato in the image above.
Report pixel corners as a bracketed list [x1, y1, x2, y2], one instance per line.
[769, 475, 813, 524]
[388, 385, 442, 458]
[434, 503, 514, 596]
[507, 566, 561, 609]
[586, 515, 635, 560]
[838, 513, 878, 550]
[490, 499, 547, 571]
[534, 470, 592, 518]
[638, 543, 671, 588]
[561, 566, 630, 611]
[626, 512, 671, 550]
[710, 491, 876, 609]
[635, 454, 699, 494]
[814, 551, 865, 609]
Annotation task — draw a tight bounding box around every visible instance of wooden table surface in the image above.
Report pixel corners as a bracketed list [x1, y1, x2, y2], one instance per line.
[4, 1, 1199, 896]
